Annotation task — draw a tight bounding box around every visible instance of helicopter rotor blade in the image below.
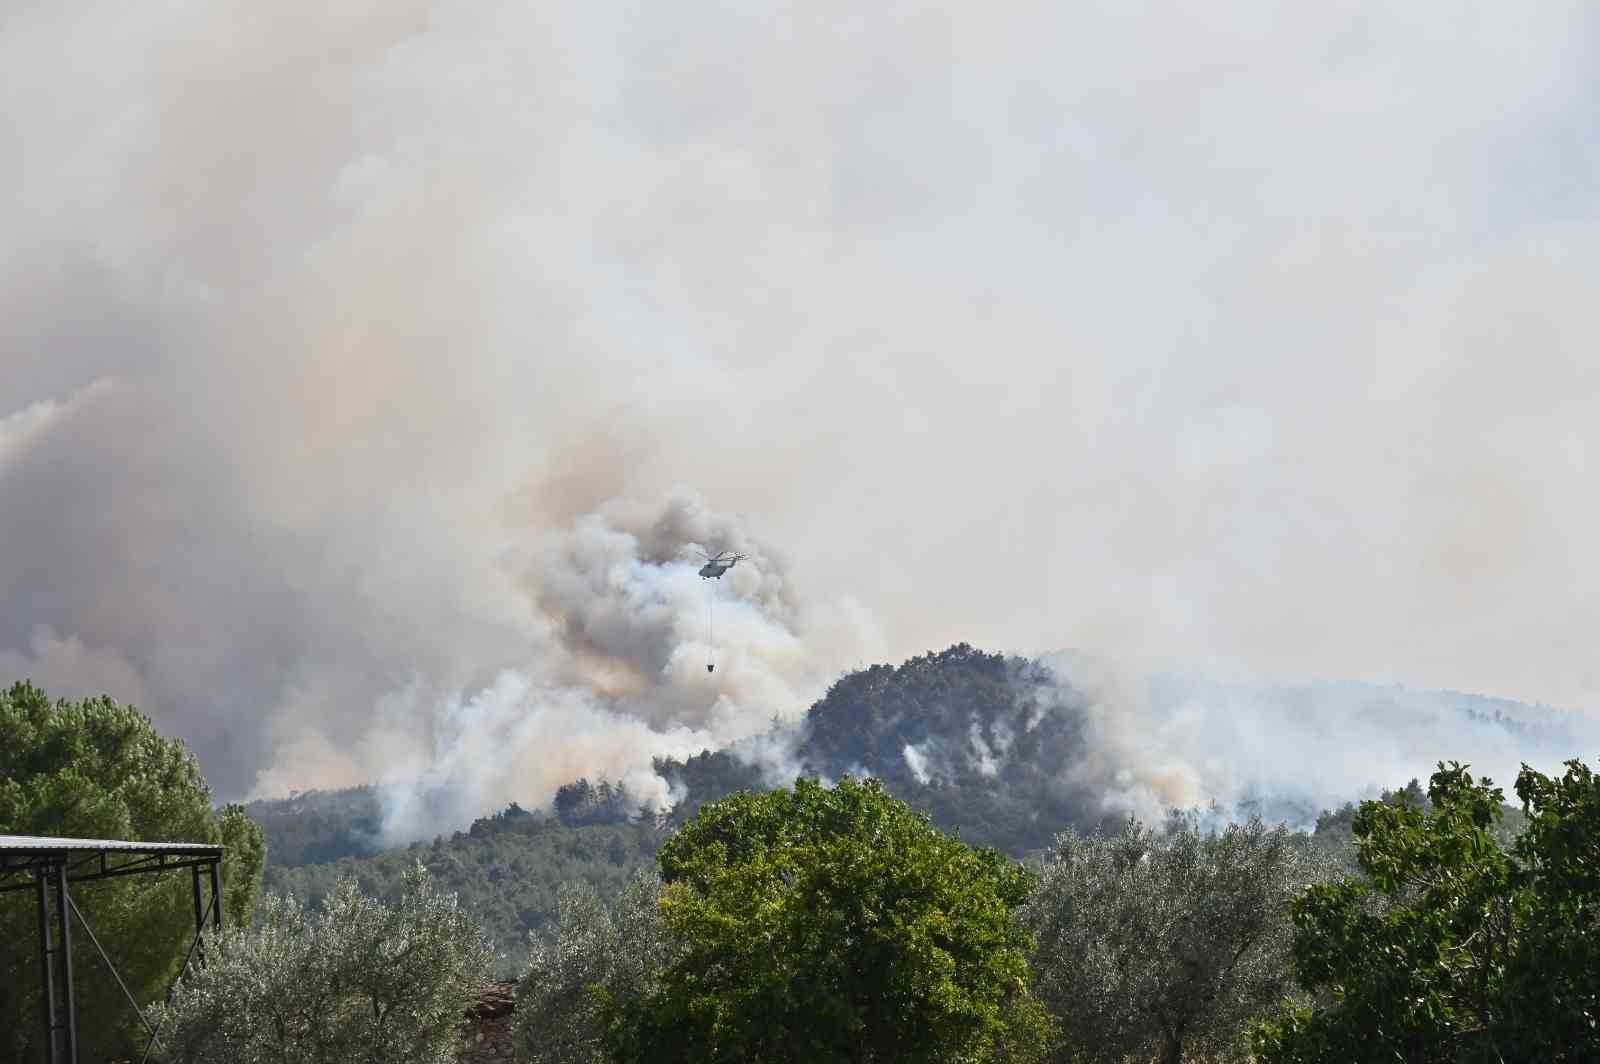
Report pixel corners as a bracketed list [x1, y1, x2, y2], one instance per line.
[691, 548, 745, 564]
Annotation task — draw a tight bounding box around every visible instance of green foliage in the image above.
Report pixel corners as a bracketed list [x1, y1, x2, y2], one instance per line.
[217, 803, 268, 923]
[265, 805, 665, 973]
[1252, 759, 1600, 1063]
[1023, 813, 1330, 1064]
[802, 645, 1027, 775]
[1310, 779, 1530, 875]
[1308, 779, 1428, 873]
[648, 645, 1106, 857]
[148, 866, 491, 1063]
[515, 872, 676, 1064]
[554, 778, 653, 826]
[242, 786, 385, 867]
[610, 776, 1054, 1064]
[795, 646, 1124, 856]
[0, 681, 268, 1062]
[1506, 758, 1600, 1049]
[232, 648, 1587, 1060]
[650, 750, 767, 821]
[256, 648, 1563, 917]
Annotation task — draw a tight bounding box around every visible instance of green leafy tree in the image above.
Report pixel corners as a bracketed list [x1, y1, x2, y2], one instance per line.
[610, 775, 1054, 1064]
[148, 866, 492, 1063]
[1252, 759, 1600, 1063]
[515, 872, 676, 1063]
[1504, 758, 1600, 1050]
[0, 681, 267, 1061]
[1022, 812, 1331, 1064]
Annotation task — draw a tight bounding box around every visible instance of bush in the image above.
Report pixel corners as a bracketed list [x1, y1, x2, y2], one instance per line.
[1022, 813, 1333, 1064]
[515, 872, 675, 1064]
[147, 866, 492, 1064]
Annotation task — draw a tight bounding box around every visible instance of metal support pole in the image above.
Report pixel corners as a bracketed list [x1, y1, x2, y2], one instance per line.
[208, 859, 222, 934]
[67, 893, 160, 1044]
[139, 895, 211, 1064]
[12, 841, 225, 1061]
[190, 864, 205, 967]
[52, 864, 78, 1064]
[35, 862, 56, 1064]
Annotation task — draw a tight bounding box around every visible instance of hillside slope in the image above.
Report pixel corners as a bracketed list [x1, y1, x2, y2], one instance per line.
[264, 803, 665, 974]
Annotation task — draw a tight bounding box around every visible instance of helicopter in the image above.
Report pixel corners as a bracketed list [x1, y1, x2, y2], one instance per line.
[695, 549, 745, 580]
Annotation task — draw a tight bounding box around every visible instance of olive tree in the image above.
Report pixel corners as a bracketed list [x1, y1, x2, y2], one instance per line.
[1022, 812, 1332, 1064]
[515, 871, 675, 1064]
[147, 866, 492, 1064]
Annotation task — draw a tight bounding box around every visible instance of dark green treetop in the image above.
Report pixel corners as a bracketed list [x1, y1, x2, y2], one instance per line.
[609, 775, 1054, 1063]
[1252, 758, 1599, 1063]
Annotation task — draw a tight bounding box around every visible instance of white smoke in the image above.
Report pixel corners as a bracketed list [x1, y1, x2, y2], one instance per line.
[968, 720, 1001, 778]
[368, 671, 713, 842]
[1038, 652, 1600, 829]
[343, 493, 879, 840]
[902, 743, 932, 786]
[726, 723, 811, 792]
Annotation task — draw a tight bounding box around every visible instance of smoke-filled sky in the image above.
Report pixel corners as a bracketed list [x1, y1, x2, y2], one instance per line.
[4, 2, 1599, 830]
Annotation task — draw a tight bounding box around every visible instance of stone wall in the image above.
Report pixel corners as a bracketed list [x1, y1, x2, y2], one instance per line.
[457, 980, 519, 1063]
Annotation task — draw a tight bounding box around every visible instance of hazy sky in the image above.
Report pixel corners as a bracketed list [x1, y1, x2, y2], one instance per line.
[3, 1, 1598, 814]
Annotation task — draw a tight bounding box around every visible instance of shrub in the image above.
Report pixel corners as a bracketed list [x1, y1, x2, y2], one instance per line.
[1022, 813, 1333, 1064]
[515, 871, 675, 1063]
[148, 865, 492, 1064]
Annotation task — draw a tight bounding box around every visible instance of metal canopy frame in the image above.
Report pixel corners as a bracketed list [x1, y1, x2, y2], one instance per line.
[0, 836, 225, 1064]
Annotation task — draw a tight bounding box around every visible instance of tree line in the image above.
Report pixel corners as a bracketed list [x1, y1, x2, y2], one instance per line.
[3, 681, 1596, 1061]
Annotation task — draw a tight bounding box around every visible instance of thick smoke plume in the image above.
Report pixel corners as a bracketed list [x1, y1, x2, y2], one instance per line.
[3, 2, 1599, 840]
[363, 496, 879, 840]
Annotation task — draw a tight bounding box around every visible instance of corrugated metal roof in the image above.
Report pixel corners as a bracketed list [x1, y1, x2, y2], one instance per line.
[0, 835, 223, 854]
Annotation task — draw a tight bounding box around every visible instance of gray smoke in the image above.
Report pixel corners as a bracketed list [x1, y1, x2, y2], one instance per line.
[3, 2, 1599, 841]
[1033, 653, 1600, 830]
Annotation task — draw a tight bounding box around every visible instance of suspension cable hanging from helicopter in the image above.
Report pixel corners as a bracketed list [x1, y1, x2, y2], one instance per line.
[694, 548, 745, 675]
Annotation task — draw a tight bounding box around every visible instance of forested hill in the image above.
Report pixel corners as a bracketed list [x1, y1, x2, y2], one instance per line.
[656, 644, 1129, 853]
[254, 642, 1583, 870]
[242, 785, 385, 867]
[263, 805, 665, 974]
[253, 645, 1105, 970]
[251, 643, 1576, 971]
